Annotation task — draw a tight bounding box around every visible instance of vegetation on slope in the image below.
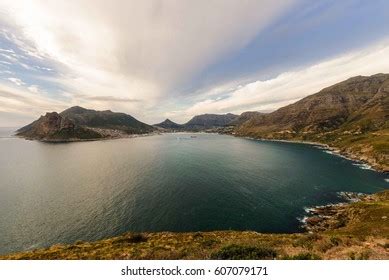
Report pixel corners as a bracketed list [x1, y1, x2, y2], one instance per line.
[60, 106, 154, 134]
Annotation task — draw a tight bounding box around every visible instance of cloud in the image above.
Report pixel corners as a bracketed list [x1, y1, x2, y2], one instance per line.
[0, 83, 67, 119]
[27, 84, 39, 93]
[72, 93, 141, 103]
[7, 77, 24, 86]
[0, 48, 15, 53]
[0, 0, 296, 115]
[0, 1, 388, 127]
[171, 42, 389, 122]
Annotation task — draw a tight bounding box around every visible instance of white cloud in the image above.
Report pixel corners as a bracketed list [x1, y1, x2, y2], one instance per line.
[0, 83, 67, 119]
[0, 1, 388, 126]
[0, 48, 15, 53]
[171, 42, 389, 122]
[7, 77, 24, 86]
[0, 0, 295, 119]
[27, 84, 39, 93]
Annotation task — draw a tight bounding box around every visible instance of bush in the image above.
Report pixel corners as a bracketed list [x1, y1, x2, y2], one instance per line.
[330, 236, 342, 246]
[211, 244, 277, 260]
[293, 233, 321, 249]
[127, 233, 148, 243]
[348, 250, 371, 260]
[201, 239, 218, 248]
[113, 233, 148, 244]
[283, 252, 321, 260]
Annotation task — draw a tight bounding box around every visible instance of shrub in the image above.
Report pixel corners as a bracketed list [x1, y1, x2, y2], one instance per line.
[283, 252, 321, 260]
[113, 233, 148, 244]
[294, 233, 321, 249]
[127, 233, 148, 243]
[201, 239, 218, 248]
[348, 250, 371, 260]
[330, 236, 342, 246]
[211, 244, 277, 260]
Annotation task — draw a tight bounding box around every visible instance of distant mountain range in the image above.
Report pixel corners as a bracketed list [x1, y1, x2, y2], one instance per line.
[16, 74, 388, 170]
[154, 113, 238, 131]
[153, 119, 182, 130]
[183, 113, 238, 131]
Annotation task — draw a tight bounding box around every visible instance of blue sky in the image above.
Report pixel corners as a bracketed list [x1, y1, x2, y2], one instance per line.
[0, 0, 389, 126]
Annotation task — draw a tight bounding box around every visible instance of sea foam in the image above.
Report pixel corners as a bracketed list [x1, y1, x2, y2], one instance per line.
[352, 162, 372, 170]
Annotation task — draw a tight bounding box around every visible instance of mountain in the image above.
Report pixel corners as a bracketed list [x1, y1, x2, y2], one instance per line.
[17, 106, 155, 141]
[234, 73, 389, 171]
[60, 106, 154, 134]
[229, 111, 264, 126]
[183, 113, 238, 131]
[153, 119, 182, 130]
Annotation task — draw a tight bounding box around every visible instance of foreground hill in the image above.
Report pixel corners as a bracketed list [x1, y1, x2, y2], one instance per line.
[2, 190, 387, 260]
[234, 74, 389, 172]
[17, 106, 155, 141]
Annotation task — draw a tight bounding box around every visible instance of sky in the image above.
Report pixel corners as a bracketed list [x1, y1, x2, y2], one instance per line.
[0, 0, 389, 127]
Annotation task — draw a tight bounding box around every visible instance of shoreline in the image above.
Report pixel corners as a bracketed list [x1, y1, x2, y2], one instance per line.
[13, 130, 388, 174]
[15, 131, 162, 143]
[298, 192, 368, 233]
[232, 134, 387, 173]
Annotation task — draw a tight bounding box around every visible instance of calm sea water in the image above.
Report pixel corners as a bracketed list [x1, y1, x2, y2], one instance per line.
[0, 128, 388, 254]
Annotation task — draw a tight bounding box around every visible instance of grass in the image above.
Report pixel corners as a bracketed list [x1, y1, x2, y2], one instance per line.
[210, 244, 277, 260]
[283, 252, 321, 260]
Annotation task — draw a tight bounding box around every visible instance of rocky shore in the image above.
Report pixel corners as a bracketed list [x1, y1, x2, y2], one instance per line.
[229, 133, 388, 173]
[301, 192, 369, 233]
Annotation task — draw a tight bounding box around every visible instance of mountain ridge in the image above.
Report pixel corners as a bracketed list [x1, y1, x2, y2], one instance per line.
[233, 73, 389, 171]
[153, 113, 240, 131]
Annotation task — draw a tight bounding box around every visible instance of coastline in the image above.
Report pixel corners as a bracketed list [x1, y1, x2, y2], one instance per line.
[14, 129, 388, 174]
[232, 135, 387, 173]
[15, 131, 162, 143]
